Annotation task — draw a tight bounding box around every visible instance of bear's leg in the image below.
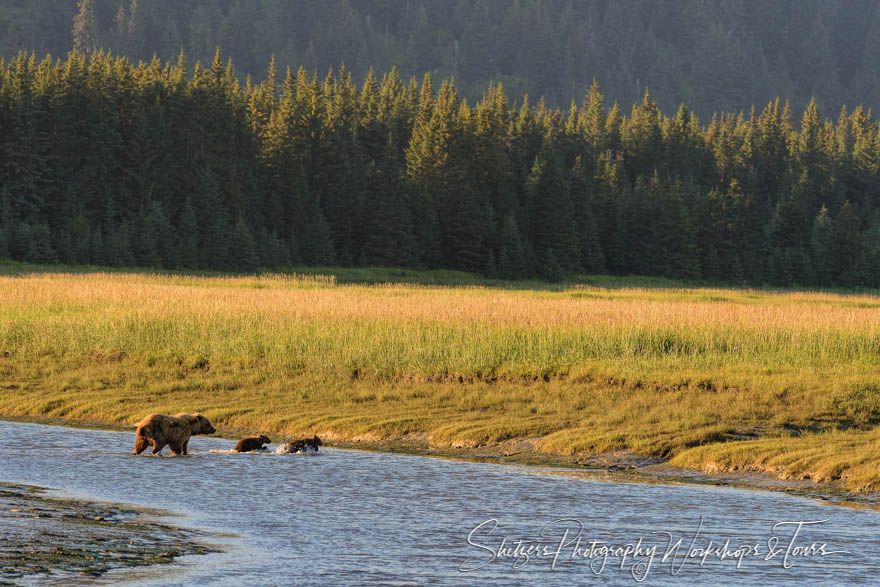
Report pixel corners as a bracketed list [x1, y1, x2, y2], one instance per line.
[182, 439, 189, 455]
[168, 441, 183, 456]
[151, 440, 166, 455]
[133, 436, 149, 455]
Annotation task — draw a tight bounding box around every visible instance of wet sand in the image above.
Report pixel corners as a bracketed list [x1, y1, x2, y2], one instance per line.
[0, 482, 215, 583]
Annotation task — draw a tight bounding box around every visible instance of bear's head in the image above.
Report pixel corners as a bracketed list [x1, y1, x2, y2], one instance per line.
[192, 413, 216, 435]
[260, 435, 271, 444]
[311, 435, 323, 446]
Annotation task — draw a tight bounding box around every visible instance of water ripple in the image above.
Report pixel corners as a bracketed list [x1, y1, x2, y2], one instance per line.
[1, 420, 879, 585]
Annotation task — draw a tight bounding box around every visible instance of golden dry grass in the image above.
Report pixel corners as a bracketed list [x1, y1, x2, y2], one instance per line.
[1, 271, 880, 491]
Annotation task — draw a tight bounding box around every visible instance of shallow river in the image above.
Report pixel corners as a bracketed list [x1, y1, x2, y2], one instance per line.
[2, 420, 879, 585]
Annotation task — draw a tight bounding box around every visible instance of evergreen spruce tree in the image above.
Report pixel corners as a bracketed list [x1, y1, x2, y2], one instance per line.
[811, 206, 834, 285]
[527, 155, 581, 273]
[273, 231, 292, 267]
[135, 212, 161, 268]
[56, 231, 75, 264]
[0, 188, 11, 260]
[831, 201, 862, 285]
[664, 181, 701, 279]
[706, 180, 753, 280]
[771, 247, 793, 286]
[9, 222, 32, 261]
[26, 223, 57, 264]
[541, 248, 564, 283]
[485, 250, 498, 279]
[287, 229, 302, 265]
[231, 215, 260, 271]
[177, 199, 200, 269]
[69, 213, 91, 264]
[147, 202, 176, 269]
[773, 193, 810, 248]
[257, 228, 290, 268]
[361, 137, 416, 267]
[200, 177, 233, 270]
[703, 245, 722, 281]
[849, 245, 873, 286]
[72, 0, 97, 55]
[731, 254, 745, 285]
[89, 226, 105, 266]
[497, 214, 528, 279]
[629, 174, 664, 275]
[865, 220, 880, 285]
[580, 79, 607, 165]
[301, 203, 336, 266]
[107, 222, 135, 267]
[570, 156, 605, 273]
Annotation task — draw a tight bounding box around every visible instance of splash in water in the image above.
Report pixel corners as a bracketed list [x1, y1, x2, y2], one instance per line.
[275, 436, 322, 454]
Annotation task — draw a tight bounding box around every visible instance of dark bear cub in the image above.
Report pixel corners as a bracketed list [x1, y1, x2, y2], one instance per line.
[278, 434, 323, 453]
[234, 435, 271, 452]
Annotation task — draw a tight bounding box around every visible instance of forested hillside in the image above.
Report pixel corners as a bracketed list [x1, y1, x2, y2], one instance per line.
[1, 49, 878, 286]
[1, 0, 880, 118]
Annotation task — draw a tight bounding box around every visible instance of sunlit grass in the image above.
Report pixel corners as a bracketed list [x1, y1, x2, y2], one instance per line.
[1, 270, 880, 491]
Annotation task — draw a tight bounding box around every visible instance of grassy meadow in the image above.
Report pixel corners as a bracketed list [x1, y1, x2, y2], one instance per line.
[2, 267, 880, 491]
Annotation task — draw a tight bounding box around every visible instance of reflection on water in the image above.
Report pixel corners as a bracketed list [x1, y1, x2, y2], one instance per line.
[1, 420, 879, 585]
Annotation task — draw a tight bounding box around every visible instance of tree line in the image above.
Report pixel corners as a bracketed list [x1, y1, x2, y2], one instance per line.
[0, 49, 878, 286]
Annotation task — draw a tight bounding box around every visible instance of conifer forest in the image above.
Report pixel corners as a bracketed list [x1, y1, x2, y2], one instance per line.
[1, 0, 879, 286]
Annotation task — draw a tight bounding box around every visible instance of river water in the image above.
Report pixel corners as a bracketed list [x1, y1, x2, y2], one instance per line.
[1, 420, 878, 585]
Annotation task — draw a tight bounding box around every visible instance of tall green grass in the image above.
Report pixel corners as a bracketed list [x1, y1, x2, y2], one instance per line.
[2, 271, 879, 377]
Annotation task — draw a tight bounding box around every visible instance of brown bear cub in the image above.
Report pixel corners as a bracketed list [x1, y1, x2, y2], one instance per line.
[132, 413, 216, 456]
[234, 435, 271, 452]
[277, 434, 323, 454]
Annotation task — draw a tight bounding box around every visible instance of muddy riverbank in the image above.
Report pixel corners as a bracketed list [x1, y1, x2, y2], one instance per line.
[0, 482, 215, 584]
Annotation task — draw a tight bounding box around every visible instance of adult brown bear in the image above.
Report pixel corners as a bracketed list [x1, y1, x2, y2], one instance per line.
[234, 435, 271, 452]
[132, 413, 216, 455]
